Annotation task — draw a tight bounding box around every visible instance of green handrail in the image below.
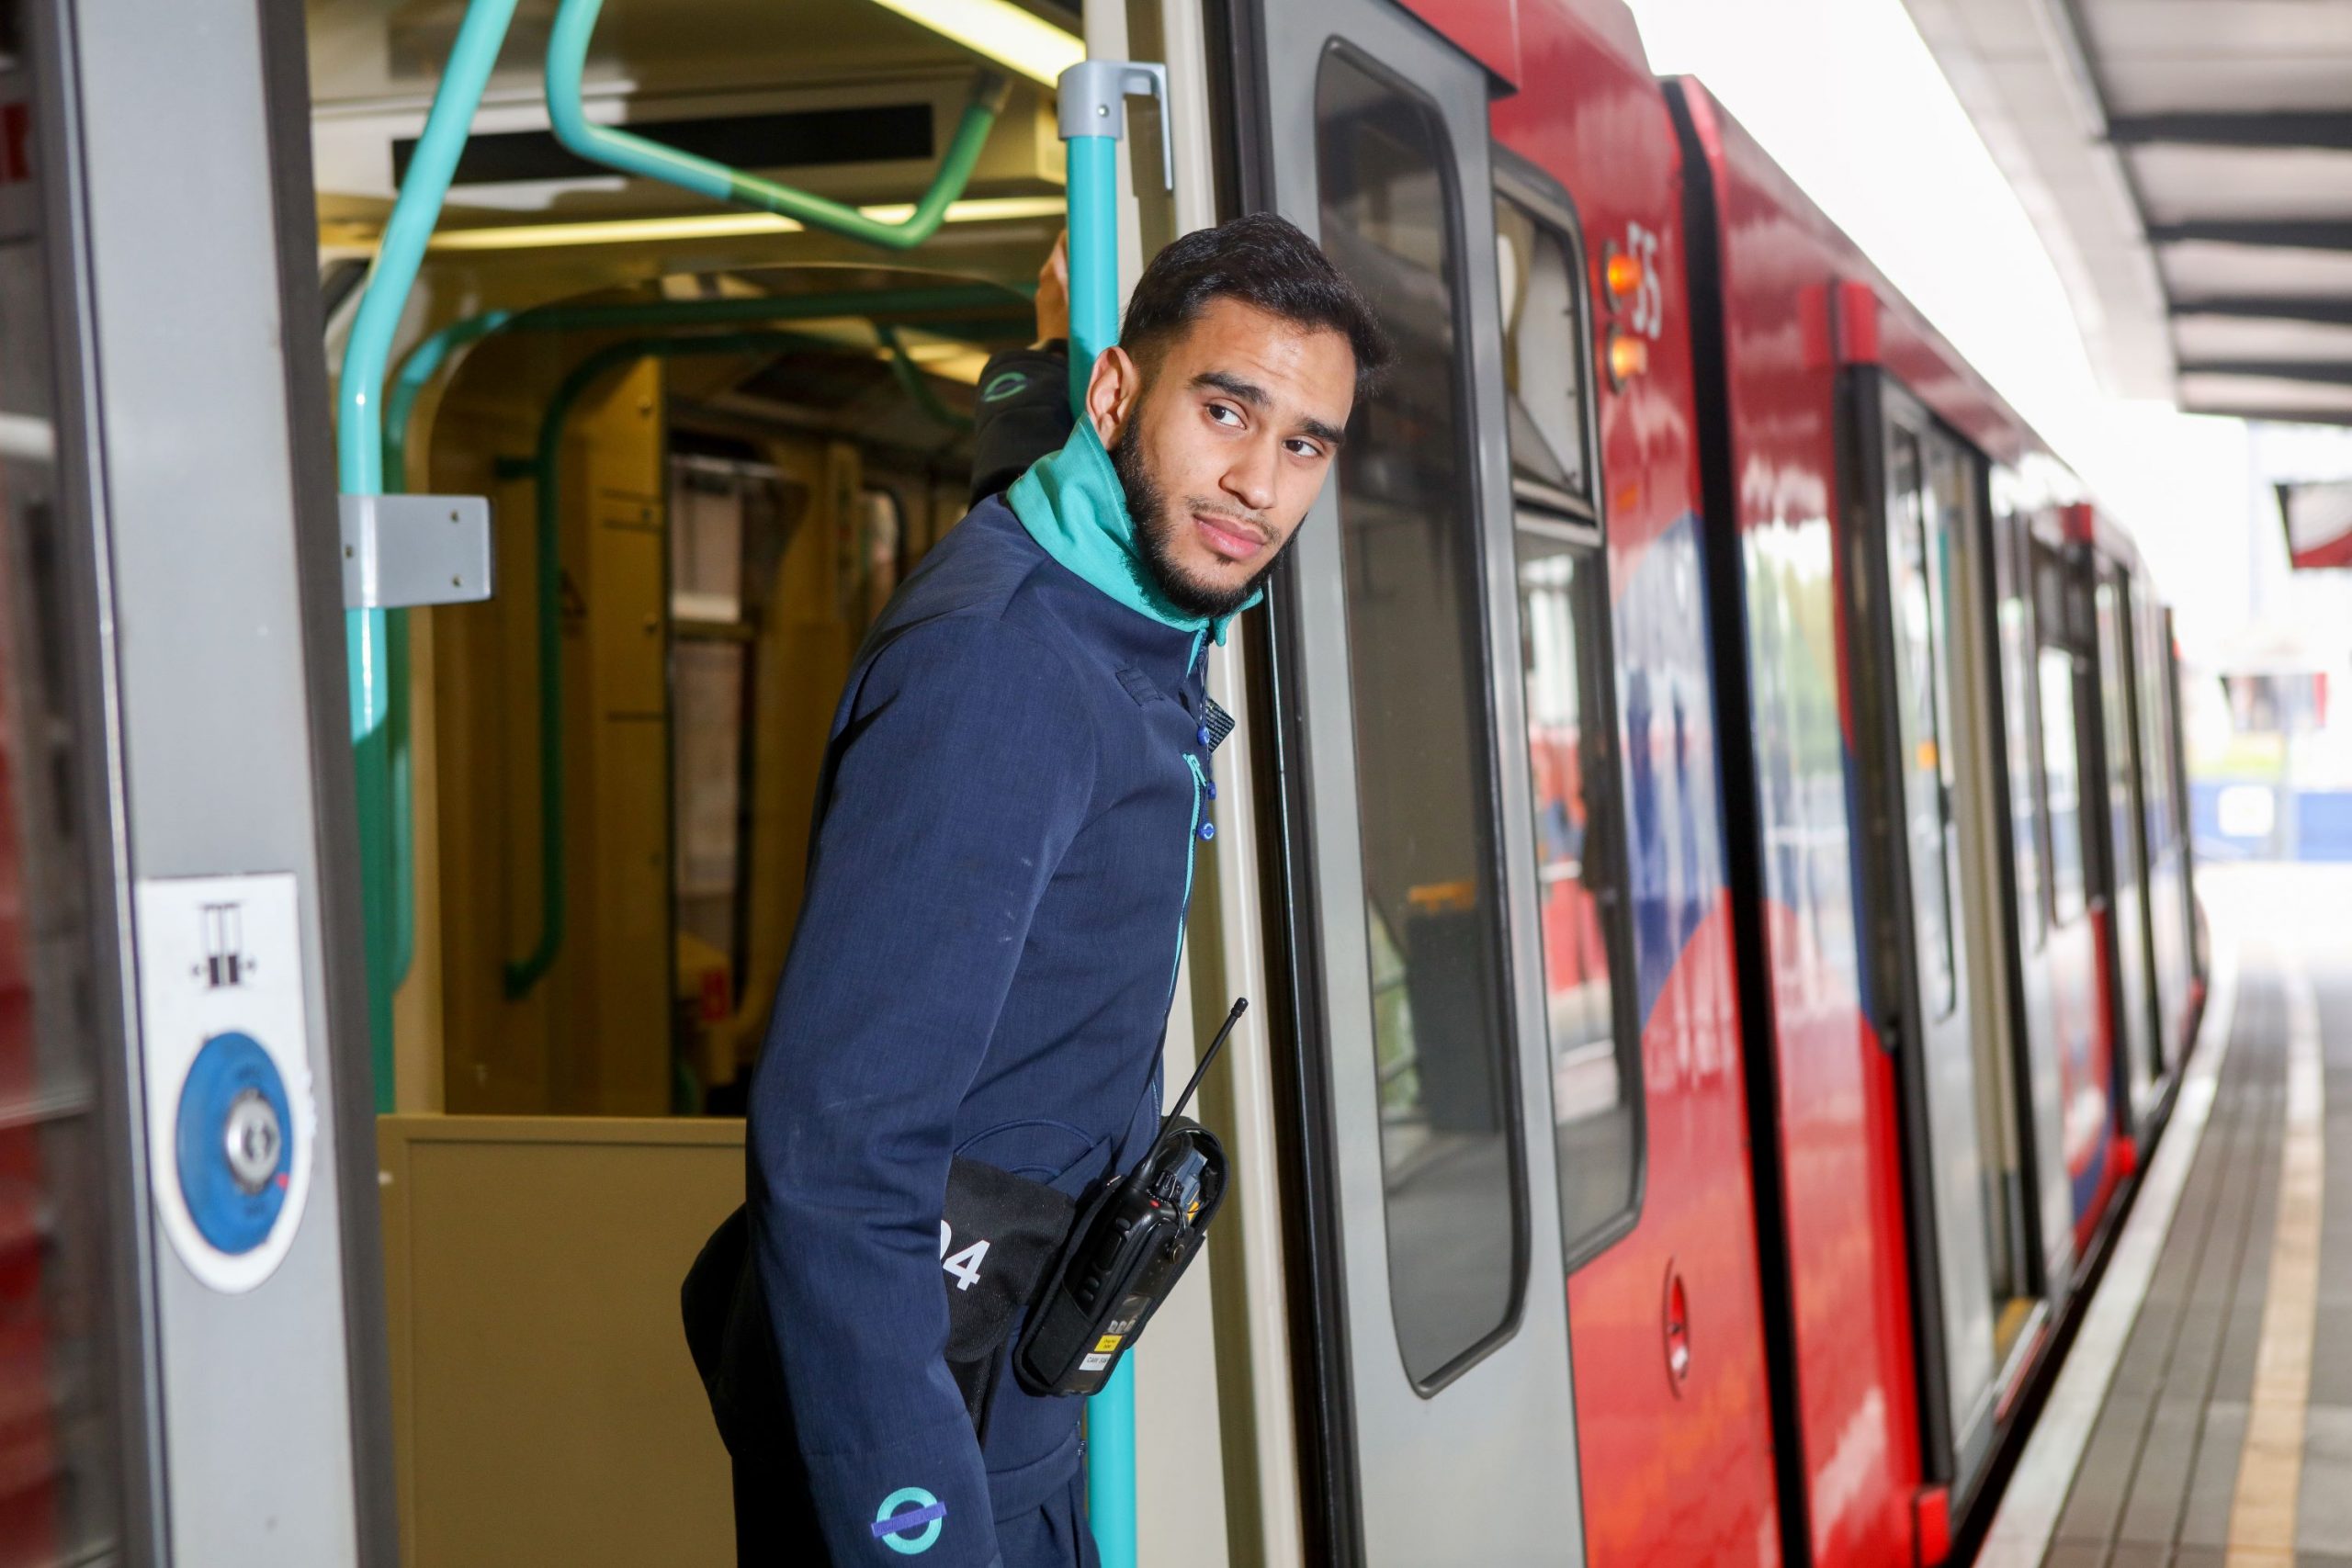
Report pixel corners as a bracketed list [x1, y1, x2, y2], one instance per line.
[382, 285, 1024, 486]
[378, 286, 1024, 993]
[503, 327, 975, 998]
[876, 325, 976, 433]
[545, 0, 1010, 251]
[335, 0, 522, 1111]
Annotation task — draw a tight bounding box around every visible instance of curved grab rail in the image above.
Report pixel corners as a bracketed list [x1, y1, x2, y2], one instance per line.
[336, 0, 523, 1110]
[383, 285, 1024, 484]
[503, 327, 969, 998]
[378, 285, 1023, 994]
[876, 325, 976, 434]
[545, 0, 1011, 252]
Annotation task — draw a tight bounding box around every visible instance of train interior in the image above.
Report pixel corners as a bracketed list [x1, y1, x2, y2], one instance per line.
[327, 1, 2190, 1558]
[306, 2, 1208, 1559]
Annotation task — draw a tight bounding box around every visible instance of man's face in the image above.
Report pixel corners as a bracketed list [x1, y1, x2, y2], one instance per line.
[1093, 298, 1358, 619]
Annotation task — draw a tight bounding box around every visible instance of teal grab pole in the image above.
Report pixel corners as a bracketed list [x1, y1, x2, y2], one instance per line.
[335, 0, 521, 1111]
[1057, 56, 1170, 1568]
[1087, 1359, 1139, 1565]
[545, 0, 1010, 250]
[504, 327, 929, 998]
[1065, 130, 1133, 1567]
[1065, 134, 1120, 412]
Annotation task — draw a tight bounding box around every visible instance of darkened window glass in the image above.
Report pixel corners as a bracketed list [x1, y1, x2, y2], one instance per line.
[1497, 190, 1634, 1266]
[1317, 51, 1521, 1386]
[1495, 197, 1589, 507]
[1886, 430, 1958, 1019]
[2040, 649, 2086, 925]
[1996, 520, 2044, 953]
[2096, 580, 2140, 896]
[2136, 602, 2175, 862]
[0, 3, 128, 1554]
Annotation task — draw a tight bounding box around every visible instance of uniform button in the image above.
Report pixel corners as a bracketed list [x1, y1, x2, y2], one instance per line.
[1205, 781, 1217, 801]
[1197, 821, 1216, 842]
[1196, 726, 1211, 746]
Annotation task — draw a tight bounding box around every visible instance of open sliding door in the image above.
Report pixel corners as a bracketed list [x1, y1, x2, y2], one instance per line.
[1851, 378, 2037, 1499]
[1231, 2, 1585, 1562]
[2093, 560, 2162, 1123]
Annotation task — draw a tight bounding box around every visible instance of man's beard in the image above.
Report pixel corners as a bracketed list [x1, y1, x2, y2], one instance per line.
[1110, 424, 1283, 620]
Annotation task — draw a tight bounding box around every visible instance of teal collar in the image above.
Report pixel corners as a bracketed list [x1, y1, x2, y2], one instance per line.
[1006, 419, 1260, 647]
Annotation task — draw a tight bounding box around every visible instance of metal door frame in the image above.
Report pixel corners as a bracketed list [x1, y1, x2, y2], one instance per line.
[1227, 1, 1584, 1561]
[2089, 553, 2161, 1125]
[1838, 367, 2000, 1495]
[24, 0, 393, 1557]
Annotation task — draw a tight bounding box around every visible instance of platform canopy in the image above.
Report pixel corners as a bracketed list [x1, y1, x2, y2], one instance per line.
[1900, 0, 2352, 424]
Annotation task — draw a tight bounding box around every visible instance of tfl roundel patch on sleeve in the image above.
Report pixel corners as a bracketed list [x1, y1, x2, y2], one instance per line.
[872, 1487, 946, 1555]
[980, 370, 1030, 403]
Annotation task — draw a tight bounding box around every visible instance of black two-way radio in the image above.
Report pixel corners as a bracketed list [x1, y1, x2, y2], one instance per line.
[1015, 998, 1247, 1397]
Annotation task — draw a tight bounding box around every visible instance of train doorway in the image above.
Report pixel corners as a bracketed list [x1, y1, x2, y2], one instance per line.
[1233, 1, 1588, 1561]
[306, 2, 1249, 1562]
[1857, 379, 2041, 1499]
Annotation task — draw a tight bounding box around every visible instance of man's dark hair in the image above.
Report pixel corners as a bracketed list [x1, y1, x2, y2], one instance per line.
[1121, 213, 1392, 399]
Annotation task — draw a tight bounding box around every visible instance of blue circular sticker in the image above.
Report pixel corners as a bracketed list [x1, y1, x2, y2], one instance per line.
[871, 1486, 945, 1555]
[174, 1031, 293, 1255]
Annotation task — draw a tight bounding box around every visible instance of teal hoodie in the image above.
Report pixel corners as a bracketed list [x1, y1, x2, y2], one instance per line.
[1005, 417, 1261, 648]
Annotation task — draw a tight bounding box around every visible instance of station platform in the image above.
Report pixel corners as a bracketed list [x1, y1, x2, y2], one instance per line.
[1979, 866, 2352, 1568]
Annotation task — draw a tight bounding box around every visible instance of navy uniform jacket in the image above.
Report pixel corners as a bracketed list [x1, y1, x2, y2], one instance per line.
[746, 410, 1249, 1567]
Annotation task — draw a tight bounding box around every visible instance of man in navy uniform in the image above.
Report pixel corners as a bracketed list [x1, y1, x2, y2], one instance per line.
[741, 215, 1386, 1565]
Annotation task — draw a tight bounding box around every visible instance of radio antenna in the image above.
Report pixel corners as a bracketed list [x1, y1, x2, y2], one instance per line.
[1159, 998, 1248, 1135]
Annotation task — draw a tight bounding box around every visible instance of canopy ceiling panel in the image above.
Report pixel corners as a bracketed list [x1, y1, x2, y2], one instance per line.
[1905, 0, 2352, 423]
[2174, 315, 2352, 365]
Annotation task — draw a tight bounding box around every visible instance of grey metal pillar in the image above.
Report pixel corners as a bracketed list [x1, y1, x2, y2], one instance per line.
[15, 0, 394, 1559]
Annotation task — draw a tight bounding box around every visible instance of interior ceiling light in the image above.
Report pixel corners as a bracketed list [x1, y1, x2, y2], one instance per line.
[867, 0, 1085, 88]
[411, 195, 1067, 253]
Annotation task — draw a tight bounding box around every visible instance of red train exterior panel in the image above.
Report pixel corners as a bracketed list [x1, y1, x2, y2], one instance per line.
[1493, 6, 1782, 1563]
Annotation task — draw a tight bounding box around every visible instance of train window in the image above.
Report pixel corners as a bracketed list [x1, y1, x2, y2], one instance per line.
[2040, 649, 2087, 925]
[2137, 603, 2176, 863]
[1317, 49, 1524, 1385]
[2095, 580, 2140, 898]
[1996, 521, 2044, 953]
[1886, 430, 1959, 1019]
[1495, 186, 1636, 1265]
[1495, 197, 1590, 509]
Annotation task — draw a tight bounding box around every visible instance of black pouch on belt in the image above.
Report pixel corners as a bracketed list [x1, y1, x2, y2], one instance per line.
[681, 1157, 1074, 1450]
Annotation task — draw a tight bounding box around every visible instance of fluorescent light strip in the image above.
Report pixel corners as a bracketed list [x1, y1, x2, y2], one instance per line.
[417, 195, 1067, 253]
[866, 0, 1085, 87]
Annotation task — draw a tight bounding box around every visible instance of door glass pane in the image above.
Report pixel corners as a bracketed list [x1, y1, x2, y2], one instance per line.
[0, 5, 127, 1557]
[2137, 605, 2174, 861]
[1496, 191, 1634, 1265]
[1494, 197, 1589, 508]
[1886, 430, 1957, 1018]
[1996, 522, 2043, 953]
[1517, 541, 1634, 1260]
[2096, 581, 2140, 897]
[1317, 50, 1521, 1386]
[2040, 649, 2086, 925]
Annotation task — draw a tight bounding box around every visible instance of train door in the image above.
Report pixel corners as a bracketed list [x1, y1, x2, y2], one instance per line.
[2092, 558, 2162, 1123]
[1, 0, 389, 1560]
[2135, 586, 2192, 1060]
[1857, 382, 2031, 1495]
[2033, 543, 2121, 1241]
[1230, 3, 1586, 1561]
[1986, 501, 2077, 1295]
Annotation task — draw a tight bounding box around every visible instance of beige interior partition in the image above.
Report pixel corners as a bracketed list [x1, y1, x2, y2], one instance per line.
[378, 1116, 742, 1568]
